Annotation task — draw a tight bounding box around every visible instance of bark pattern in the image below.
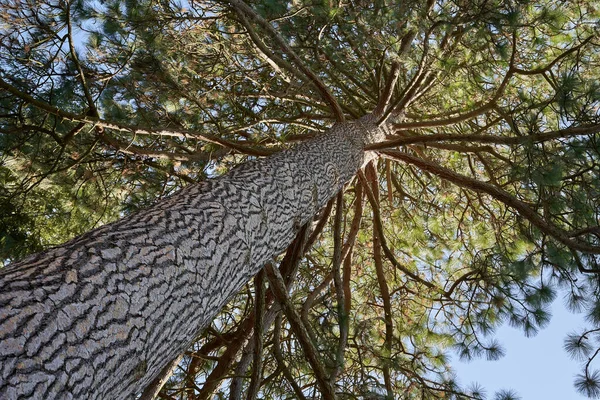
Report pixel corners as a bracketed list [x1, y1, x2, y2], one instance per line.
[0, 117, 385, 399]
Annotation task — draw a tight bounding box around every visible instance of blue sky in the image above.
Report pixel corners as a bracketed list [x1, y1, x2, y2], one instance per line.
[453, 296, 589, 399]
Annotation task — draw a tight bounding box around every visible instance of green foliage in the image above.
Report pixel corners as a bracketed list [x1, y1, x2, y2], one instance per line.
[494, 389, 522, 400]
[564, 331, 593, 361]
[576, 371, 600, 399]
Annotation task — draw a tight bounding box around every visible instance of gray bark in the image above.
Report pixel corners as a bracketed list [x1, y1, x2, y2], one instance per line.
[0, 115, 387, 399]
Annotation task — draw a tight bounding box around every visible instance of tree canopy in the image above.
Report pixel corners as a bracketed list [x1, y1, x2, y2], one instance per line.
[1, 0, 600, 398]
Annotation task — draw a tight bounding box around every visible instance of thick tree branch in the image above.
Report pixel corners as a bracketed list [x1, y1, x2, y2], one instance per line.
[319, 50, 378, 103]
[366, 163, 394, 398]
[341, 182, 363, 264]
[386, 21, 460, 118]
[373, 61, 401, 123]
[0, 76, 276, 156]
[512, 35, 595, 76]
[366, 123, 600, 151]
[234, 9, 298, 83]
[100, 134, 229, 162]
[139, 354, 183, 400]
[228, 223, 312, 399]
[224, 223, 313, 399]
[393, 66, 512, 131]
[380, 149, 600, 254]
[194, 320, 255, 400]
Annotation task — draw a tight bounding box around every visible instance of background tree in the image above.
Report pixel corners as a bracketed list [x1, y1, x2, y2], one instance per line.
[1, 0, 600, 399]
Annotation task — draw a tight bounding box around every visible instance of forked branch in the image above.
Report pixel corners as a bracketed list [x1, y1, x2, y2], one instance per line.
[264, 263, 336, 400]
[228, 0, 345, 121]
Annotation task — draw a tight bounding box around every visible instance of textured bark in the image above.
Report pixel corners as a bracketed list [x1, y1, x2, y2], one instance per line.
[0, 115, 387, 399]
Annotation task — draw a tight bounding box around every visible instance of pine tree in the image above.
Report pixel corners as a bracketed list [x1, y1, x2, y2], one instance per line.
[1, 0, 600, 399]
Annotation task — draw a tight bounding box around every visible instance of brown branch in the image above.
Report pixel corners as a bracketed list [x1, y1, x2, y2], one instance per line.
[194, 321, 254, 400]
[181, 220, 312, 400]
[373, 61, 401, 123]
[0, 76, 275, 156]
[246, 270, 266, 400]
[366, 163, 394, 398]
[306, 199, 334, 250]
[319, 50, 378, 103]
[264, 263, 336, 399]
[330, 192, 348, 383]
[342, 250, 353, 325]
[62, 122, 88, 145]
[386, 22, 448, 118]
[387, 54, 430, 118]
[341, 182, 363, 262]
[301, 270, 333, 333]
[570, 226, 600, 239]
[385, 160, 394, 204]
[399, 30, 417, 55]
[0, 75, 84, 121]
[100, 134, 229, 162]
[138, 354, 184, 400]
[228, 224, 312, 399]
[228, 0, 345, 121]
[357, 169, 441, 291]
[444, 270, 480, 298]
[316, 65, 366, 119]
[0, 124, 63, 146]
[380, 149, 600, 254]
[424, 141, 513, 165]
[96, 123, 275, 157]
[234, 7, 297, 83]
[142, 160, 197, 185]
[572, 251, 600, 274]
[272, 314, 309, 400]
[393, 65, 513, 131]
[65, 2, 97, 117]
[366, 123, 600, 151]
[393, 102, 497, 130]
[512, 35, 595, 76]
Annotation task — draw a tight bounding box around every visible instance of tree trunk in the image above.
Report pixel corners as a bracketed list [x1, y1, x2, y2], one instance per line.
[0, 115, 387, 399]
